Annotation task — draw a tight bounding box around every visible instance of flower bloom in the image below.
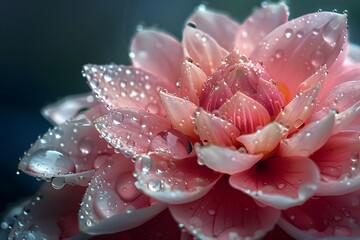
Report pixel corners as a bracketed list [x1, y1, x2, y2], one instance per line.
[5, 2, 360, 239]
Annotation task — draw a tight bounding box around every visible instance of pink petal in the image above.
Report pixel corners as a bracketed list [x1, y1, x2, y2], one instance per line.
[196, 144, 262, 174]
[312, 131, 360, 196]
[8, 184, 86, 240]
[230, 156, 320, 209]
[41, 93, 99, 125]
[160, 91, 198, 138]
[237, 122, 287, 155]
[179, 60, 207, 104]
[275, 67, 326, 134]
[278, 113, 335, 157]
[218, 91, 271, 134]
[236, 2, 289, 56]
[94, 108, 171, 158]
[169, 176, 280, 239]
[134, 153, 221, 204]
[79, 155, 167, 235]
[195, 108, 240, 146]
[199, 80, 234, 112]
[182, 26, 228, 75]
[250, 12, 347, 98]
[130, 29, 184, 82]
[187, 6, 240, 51]
[19, 116, 113, 186]
[83, 64, 174, 116]
[279, 190, 360, 239]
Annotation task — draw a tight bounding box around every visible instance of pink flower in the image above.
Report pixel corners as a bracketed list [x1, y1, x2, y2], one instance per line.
[6, 2, 360, 239]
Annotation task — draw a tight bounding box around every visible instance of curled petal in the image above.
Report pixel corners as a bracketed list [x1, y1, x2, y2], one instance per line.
[180, 60, 207, 104]
[130, 29, 183, 82]
[42, 93, 99, 125]
[237, 122, 287, 155]
[196, 144, 262, 175]
[279, 113, 335, 157]
[183, 26, 228, 75]
[94, 108, 171, 158]
[195, 108, 240, 146]
[280, 190, 360, 239]
[230, 156, 320, 209]
[19, 116, 113, 186]
[135, 153, 221, 204]
[83, 64, 173, 116]
[218, 91, 271, 134]
[199, 80, 233, 112]
[250, 12, 347, 97]
[236, 2, 289, 56]
[313, 131, 360, 196]
[187, 6, 240, 51]
[79, 155, 166, 235]
[169, 176, 280, 240]
[257, 78, 286, 117]
[275, 67, 326, 133]
[8, 184, 86, 240]
[160, 91, 198, 138]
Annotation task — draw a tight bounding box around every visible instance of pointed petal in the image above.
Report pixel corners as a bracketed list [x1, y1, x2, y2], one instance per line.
[187, 6, 239, 51]
[41, 93, 99, 125]
[218, 91, 271, 134]
[83, 64, 174, 116]
[8, 184, 85, 240]
[94, 108, 171, 158]
[312, 131, 360, 196]
[279, 113, 335, 157]
[250, 12, 347, 97]
[195, 108, 240, 146]
[135, 153, 221, 204]
[169, 176, 280, 239]
[183, 26, 228, 75]
[196, 144, 262, 174]
[130, 29, 184, 82]
[199, 80, 234, 111]
[79, 155, 167, 235]
[237, 122, 287, 155]
[19, 116, 113, 186]
[275, 67, 326, 133]
[179, 60, 207, 104]
[230, 156, 320, 209]
[257, 78, 286, 117]
[236, 2, 289, 56]
[279, 190, 360, 239]
[160, 91, 198, 138]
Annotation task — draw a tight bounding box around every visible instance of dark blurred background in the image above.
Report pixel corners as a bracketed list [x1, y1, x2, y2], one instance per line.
[1, 0, 360, 212]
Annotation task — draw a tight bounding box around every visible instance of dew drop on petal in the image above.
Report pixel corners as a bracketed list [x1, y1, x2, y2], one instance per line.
[284, 28, 293, 38]
[112, 112, 124, 125]
[147, 178, 163, 192]
[94, 189, 121, 219]
[51, 177, 65, 190]
[320, 166, 341, 179]
[189, 216, 203, 228]
[310, 50, 325, 67]
[116, 173, 141, 202]
[78, 137, 93, 155]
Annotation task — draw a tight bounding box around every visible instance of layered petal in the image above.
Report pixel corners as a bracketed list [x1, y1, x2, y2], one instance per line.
[187, 6, 239, 51]
[94, 108, 171, 158]
[230, 156, 320, 209]
[250, 12, 347, 97]
[196, 144, 262, 174]
[195, 108, 240, 146]
[83, 64, 175, 116]
[183, 26, 228, 75]
[79, 155, 166, 235]
[280, 190, 360, 239]
[169, 176, 280, 240]
[135, 153, 220, 204]
[313, 131, 360, 196]
[19, 115, 113, 186]
[218, 91, 271, 134]
[130, 29, 184, 82]
[236, 2, 289, 56]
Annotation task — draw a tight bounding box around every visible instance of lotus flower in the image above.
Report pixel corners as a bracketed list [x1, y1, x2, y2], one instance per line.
[4, 2, 360, 240]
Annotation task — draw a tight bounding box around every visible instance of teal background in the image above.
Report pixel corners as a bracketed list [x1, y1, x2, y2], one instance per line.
[1, 0, 360, 212]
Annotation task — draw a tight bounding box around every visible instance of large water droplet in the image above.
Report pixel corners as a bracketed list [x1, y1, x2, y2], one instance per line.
[284, 28, 293, 38]
[321, 166, 341, 179]
[94, 189, 121, 219]
[26, 149, 75, 175]
[322, 17, 341, 46]
[148, 178, 163, 192]
[116, 173, 141, 202]
[112, 112, 124, 125]
[310, 50, 325, 68]
[51, 177, 65, 189]
[78, 137, 93, 155]
[189, 216, 203, 227]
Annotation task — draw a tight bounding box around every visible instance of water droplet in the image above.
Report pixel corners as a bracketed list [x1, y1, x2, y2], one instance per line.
[51, 177, 65, 189]
[112, 112, 124, 125]
[104, 73, 113, 82]
[296, 30, 304, 38]
[116, 173, 141, 202]
[26, 149, 75, 175]
[322, 18, 340, 46]
[284, 28, 293, 38]
[78, 137, 93, 155]
[290, 215, 296, 220]
[126, 140, 135, 148]
[275, 49, 284, 59]
[187, 22, 197, 28]
[148, 178, 163, 192]
[312, 28, 320, 35]
[189, 216, 203, 227]
[94, 189, 121, 219]
[334, 215, 343, 221]
[321, 166, 341, 179]
[207, 209, 215, 216]
[278, 183, 286, 189]
[310, 50, 325, 68]
[140, 156, 152, 173]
